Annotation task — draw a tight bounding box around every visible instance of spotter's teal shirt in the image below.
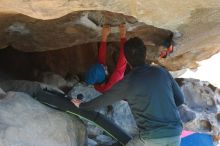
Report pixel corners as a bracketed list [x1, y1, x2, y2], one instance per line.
[80, 64, 184, 139]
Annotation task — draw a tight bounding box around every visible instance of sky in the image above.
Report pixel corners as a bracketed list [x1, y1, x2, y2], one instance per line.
[181, 52, 220, 88]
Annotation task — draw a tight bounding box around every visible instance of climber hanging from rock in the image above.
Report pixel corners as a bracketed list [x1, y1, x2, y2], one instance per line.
[71, 23, 174, 103]
[83, 24, 127, 93]
[159, 36, 174, 58]
[72, 37, 184, 146]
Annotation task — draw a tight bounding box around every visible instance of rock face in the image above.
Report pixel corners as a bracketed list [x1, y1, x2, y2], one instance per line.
[0, 44, 99, 80]
[0, 90, 87, 146]
[177, 78, 220, 136]
[0, 11, 173, 80]
[0, 11, 171, 53]
[0, 1, 220, 71]
[0, 44, 101, 80]
[0, 80, 65, 96]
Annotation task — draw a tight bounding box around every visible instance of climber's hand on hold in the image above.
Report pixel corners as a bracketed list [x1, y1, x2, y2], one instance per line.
[119, 23, 126, 39]
[101, 25, 111, 42]
[160, 40, 174, 58]
[159, 45, 174, 58]
[71, 98, 82, 108]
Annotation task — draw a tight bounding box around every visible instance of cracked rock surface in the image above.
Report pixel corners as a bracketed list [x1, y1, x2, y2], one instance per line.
[177, 78, 220, 136]
[0, 1, 220, 71]
[0, 88, 86, 146]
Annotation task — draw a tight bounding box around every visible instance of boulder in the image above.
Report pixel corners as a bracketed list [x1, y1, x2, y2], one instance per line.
[177, 78, 220, 136]
[0, 91, 86, 146]
[0, 80, 64, 96]
[0, 1, 220, 71]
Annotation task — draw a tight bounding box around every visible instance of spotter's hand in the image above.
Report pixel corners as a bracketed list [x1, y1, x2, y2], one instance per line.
[71, 98, 82, 108]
